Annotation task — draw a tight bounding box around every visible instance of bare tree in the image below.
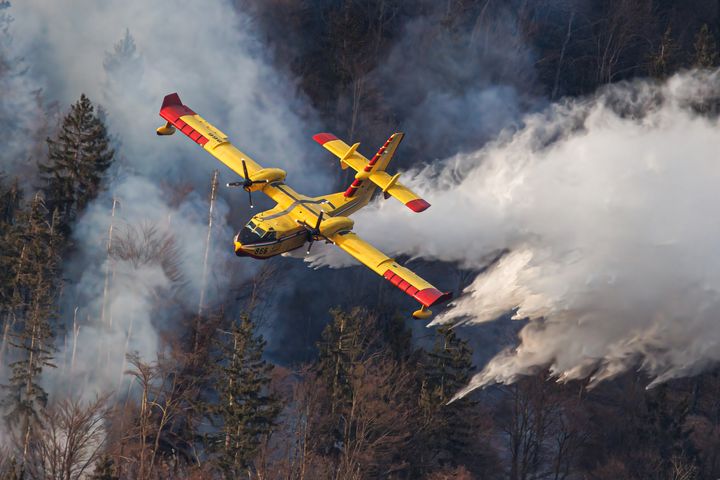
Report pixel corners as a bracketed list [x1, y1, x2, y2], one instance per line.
[24, 395, 111, 480]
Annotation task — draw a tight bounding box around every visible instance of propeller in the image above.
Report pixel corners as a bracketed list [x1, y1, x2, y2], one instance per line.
[226, 159, 268, 208]
[298, 211, 325, 255]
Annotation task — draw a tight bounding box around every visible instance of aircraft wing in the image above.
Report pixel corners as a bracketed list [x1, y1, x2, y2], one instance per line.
[159, 93, 274, 182]
[328, 230, 451, 315]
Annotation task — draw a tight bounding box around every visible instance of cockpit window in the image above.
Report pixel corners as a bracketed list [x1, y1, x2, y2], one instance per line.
[263, 230, 277, 241]
[239, 221, 276, 244]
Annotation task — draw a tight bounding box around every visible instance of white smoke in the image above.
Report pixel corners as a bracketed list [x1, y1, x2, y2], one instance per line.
[4, 0, 327, 396]
[310, 69, 720, 396]
[0, 2, 48, 181]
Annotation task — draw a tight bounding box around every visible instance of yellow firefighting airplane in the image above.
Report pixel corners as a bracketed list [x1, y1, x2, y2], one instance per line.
[157, 93, 451, 319]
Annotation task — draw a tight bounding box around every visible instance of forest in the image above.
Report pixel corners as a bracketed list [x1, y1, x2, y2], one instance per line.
[1, 0, 720, 478]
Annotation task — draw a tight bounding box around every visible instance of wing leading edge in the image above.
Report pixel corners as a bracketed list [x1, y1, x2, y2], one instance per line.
[329, 230, 451, 318]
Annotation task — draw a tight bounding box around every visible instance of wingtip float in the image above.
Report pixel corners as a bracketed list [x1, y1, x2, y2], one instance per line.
[157, 92, 451, 319]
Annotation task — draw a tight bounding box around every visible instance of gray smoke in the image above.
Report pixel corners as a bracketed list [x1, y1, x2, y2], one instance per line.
[0, 2, 48, 181]
[310, 69, 720, 397]
[4, 0, 327, 397]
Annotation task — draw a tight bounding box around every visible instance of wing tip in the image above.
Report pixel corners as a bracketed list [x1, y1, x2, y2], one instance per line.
[161, 92, 182, 109]
[313, 132, 339, 145]
[405, 198, 431, 212]
[415, 288, 452, 308]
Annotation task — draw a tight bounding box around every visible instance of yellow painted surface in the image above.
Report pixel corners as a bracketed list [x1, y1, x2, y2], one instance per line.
[161, 106, 445, 312]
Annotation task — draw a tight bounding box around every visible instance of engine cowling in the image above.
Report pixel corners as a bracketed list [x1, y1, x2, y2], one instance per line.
[319, 216, 354, 237]
[247, 168, 287, 191]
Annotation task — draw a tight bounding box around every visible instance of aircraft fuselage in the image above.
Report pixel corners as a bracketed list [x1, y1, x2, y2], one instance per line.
[233, 181, 364, 259]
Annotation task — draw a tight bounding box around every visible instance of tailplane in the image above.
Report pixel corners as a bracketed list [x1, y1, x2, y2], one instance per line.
[313, 132, 430, 212]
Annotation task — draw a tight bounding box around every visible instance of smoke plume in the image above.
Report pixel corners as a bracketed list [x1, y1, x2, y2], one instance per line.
[311, 69, 720, 396]
[4, 0, 325, 396]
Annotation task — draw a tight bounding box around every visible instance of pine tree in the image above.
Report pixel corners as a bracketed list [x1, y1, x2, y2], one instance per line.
[316, 308, 370, 417]
[103, 28, 141, 77]
[0, 175, 21, 227]
[0, 176, 22, 311]
[1, 195, 61, 467]
[693, 24, 718, 68]
[0, 176, 23, 373]
[206, 315, 281, 478]
[39, 94, 114, 232]
[649, 27, 677, 78]
[418, 326, 477, 472]
[103, 29, 143, 103]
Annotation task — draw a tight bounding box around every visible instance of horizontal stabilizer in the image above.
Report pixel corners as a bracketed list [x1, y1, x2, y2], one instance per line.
[313, 132, 431, 212]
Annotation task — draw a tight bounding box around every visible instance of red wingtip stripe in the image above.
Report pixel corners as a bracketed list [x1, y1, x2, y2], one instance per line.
[405, 199, 431, 212]
[158, 93, 207, 147]
[313, 132, 338, 145]
[161, 93, 182, 109]
[159, 93, 195, 122]
[414, 288, 453, 308]
[383, 270, 451, 307]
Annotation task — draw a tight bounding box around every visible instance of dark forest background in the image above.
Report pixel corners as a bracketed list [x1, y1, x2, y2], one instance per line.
[1, 0, 720, 478]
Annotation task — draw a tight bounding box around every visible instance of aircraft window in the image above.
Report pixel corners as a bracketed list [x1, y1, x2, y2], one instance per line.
[262, 230, 277, 241]
[240, 223, 262, 244]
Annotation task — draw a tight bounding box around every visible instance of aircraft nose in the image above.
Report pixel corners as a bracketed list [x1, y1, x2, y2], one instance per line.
[233, 234, 247, 257]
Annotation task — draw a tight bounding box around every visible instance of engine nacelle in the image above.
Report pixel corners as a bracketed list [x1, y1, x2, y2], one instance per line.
[319, 216, 354, 237]
[247, 168, 287, 191]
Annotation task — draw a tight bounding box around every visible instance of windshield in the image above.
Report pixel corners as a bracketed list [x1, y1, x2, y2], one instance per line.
[239, 221, 274, 244]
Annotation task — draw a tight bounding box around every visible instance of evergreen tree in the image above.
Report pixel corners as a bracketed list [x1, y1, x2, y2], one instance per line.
[316, 307, 370, 417]
[417, 326, 478, 473]
[103, 29, 143, 104]
[39, 94, 114, 232]
[693, 24, 718, 68]
[103, 28, 141, 77]
[649, 27, 678, 78]
[1, 195, 61, 467]
[0, 176, 22, 312]
[206, 315, 281, 478]
[0, 175, 21, 227]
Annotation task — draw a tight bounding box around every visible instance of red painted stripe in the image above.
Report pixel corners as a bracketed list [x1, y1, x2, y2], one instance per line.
[158, 93, 210, 147]
[312, 132, 338, 145]
[405, 199, 431, 213]
[398, 280, 412, 292]
[414, 288, 452, 308]
[382, 269, 451, 307]
[344, 186, 356, 197]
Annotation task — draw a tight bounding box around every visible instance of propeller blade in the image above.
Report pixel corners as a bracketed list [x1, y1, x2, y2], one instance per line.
[241, 158, 250, 180]
[306, 240, 314, 255]
[314, 211, 324, 231]
[248, 190, 254, 209]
